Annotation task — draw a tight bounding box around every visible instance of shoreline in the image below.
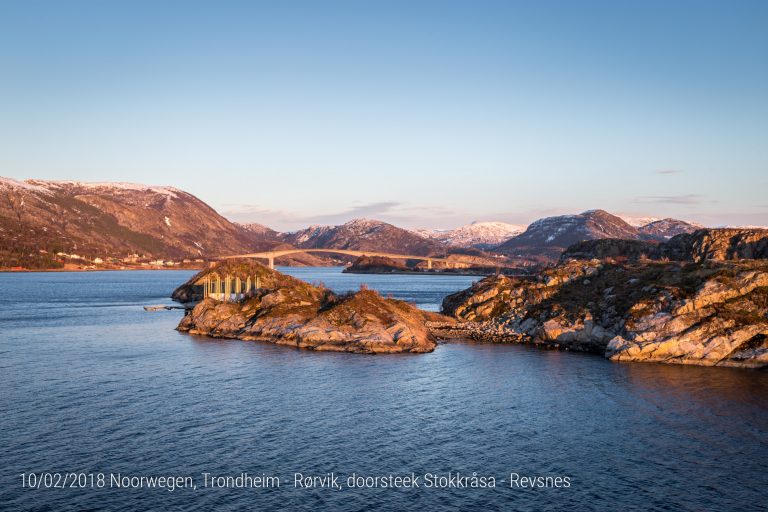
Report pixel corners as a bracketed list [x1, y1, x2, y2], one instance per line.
[0, 266, 205, 273]
[343, 268, 527, 277]
[2, 265, 520, 276]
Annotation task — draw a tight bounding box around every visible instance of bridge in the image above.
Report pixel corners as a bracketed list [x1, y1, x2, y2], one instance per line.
[219, 249, 457, 269]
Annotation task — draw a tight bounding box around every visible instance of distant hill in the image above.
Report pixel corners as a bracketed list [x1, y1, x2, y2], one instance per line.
[495, 209, 700, 259]
[237, 222, 279, 238]
[495, 210, 638, 257]
[414, 221, 526, 249]
[281, 218, 444, 256]
[637, 218, 704, 240]
[0, 177, 281, 268]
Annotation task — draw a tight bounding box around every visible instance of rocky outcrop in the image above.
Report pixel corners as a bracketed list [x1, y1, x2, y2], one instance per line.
[174, 260, 446, 354]
[441, 260, 768, 368]
[606, 269, 768, 367]
[561, 239, 660, 262]
[344, 255, 409, 273]
[665, 228, 768, 262]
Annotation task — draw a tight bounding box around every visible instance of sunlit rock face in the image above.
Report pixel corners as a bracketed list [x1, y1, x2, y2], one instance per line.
[441, 258, 768, 368]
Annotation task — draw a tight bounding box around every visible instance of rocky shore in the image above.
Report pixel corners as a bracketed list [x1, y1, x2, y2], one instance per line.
[441, 259, 768, 368]
[173, 260, 449, 354]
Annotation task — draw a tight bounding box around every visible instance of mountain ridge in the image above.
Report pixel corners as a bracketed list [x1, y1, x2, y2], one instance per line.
[281, 218, 444, 256]
[0, 177, 280, 268]
[413, 221, 526, 249]
[495, 209, 702, 259]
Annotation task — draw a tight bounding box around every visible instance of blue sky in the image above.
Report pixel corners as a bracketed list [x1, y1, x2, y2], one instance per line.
[1, 0, 766, 230]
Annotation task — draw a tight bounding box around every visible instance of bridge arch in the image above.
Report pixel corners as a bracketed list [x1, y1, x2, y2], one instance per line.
[220, 249, 453, 269]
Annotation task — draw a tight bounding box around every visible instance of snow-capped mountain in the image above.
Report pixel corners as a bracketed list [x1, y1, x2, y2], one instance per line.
[637, 218, 704, 239]
[415, 221, 526, 249]
[496, 210, 703, 258]
[0, 177, 280, 265]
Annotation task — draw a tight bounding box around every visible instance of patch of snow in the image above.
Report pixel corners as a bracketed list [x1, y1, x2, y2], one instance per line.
[617, 214, 662, 227]
[529, 214, 578, 229]
[342, 218, 388, 234]
[0, 176, 52, 194]
[164, 216, 172, 227]
[289, 224, 333, 244]
[27, 179, 183, 198]
[414, 221, 526, 247]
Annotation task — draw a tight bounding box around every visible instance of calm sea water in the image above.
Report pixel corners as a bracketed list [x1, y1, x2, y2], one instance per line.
[1, 269, 766, 512]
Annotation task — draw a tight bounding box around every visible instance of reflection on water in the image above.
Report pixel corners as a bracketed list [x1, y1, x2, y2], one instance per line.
[0, 269, 766, 512]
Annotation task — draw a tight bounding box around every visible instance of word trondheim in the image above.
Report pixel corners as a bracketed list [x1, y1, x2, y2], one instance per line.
[202, 472, 280, 488]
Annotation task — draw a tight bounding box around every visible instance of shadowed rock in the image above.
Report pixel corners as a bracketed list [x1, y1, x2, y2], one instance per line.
[562, 228, 768, 263]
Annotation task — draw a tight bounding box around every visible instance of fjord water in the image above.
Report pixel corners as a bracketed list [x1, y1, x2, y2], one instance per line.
[1, 269, 766, 512]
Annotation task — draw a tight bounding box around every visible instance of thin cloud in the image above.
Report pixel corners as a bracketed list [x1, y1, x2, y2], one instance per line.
[656, 169, 683, 175]
[306, 202, 468, 230]
[635, 194, 702, 205]
[309, 201, 402, 225]
[219, 201, 401, 224]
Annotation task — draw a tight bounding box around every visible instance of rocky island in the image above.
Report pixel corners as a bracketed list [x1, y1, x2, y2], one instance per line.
[440, 229, 768, 368]
[343, 255, 410, 273]
[173, 259, 448, 353]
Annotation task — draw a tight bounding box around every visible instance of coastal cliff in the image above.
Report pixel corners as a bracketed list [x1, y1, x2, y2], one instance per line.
[174, 260, 446, 353]
[440, 259, 768, 368]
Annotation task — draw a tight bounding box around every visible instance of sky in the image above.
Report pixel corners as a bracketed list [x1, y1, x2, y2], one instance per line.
[1, 0, 766, 231]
